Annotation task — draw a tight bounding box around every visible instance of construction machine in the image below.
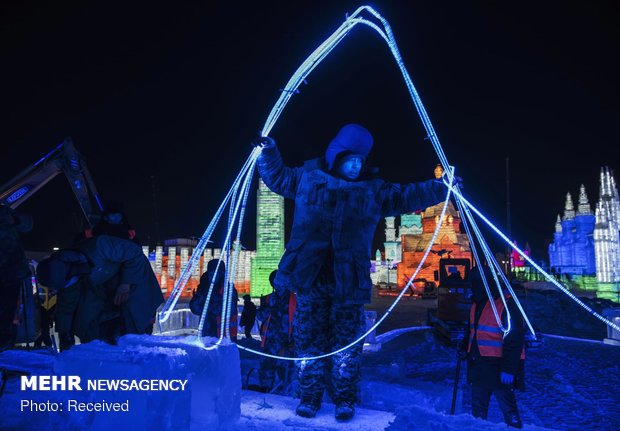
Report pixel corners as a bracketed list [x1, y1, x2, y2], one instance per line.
[1, 138, 103, 227]
[1, 138, 103, 348]
[427, 258, 472, 344]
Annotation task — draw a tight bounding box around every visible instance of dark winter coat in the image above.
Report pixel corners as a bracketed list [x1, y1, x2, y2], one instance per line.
[189, 280, 238, 337]
[240, 301, 257, 328]
[0, 205, 33, 283]
[257, 145, 447, 304]
[260, 288, 295, 352]
[53, 235, 164, 341]
[465, 296, 526, 391]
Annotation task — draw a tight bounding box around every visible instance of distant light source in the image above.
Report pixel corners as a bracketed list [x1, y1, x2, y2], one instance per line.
[52, 247, 59, 251]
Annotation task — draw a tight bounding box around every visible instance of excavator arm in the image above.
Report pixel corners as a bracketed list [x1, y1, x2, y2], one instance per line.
[0, 138, 103, 228]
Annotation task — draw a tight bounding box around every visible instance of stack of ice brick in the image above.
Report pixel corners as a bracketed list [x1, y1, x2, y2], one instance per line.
[52, 335, 240, 431]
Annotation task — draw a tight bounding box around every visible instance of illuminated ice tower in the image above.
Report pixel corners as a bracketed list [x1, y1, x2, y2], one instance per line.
[384, 216, 401, 262]
[548, 187, 596, 275]
[594, 167, 620, 283]
[250, 178, 285, 296]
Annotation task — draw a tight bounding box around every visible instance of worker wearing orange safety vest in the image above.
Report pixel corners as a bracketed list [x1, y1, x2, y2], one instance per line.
[460, 265, 525, 429]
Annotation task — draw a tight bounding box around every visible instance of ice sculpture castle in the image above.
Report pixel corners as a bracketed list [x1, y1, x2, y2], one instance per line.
[548, 186, 596, 275]
[549, 167, 620, 286]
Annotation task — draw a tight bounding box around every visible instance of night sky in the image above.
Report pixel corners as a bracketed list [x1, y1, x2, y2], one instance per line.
[1, 1, 618, 261]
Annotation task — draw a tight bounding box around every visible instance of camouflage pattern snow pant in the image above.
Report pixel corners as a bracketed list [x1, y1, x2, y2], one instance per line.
[294, 275, 366, 405]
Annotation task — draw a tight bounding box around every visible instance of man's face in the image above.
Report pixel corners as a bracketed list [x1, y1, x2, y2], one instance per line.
[336, 154, 364, 181]
[104, 213, 123, 224]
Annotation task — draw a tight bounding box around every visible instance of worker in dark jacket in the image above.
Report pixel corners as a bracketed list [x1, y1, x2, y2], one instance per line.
[190, 259, 238, 340]
[85, 201, 138, 243]
[460, 264, 525, 429]
[240, 294, 257, 340]
[36, 235, 164, 350]
[255, 124, 447, 421]
[0, 204, 33, 351]
[258, 270, 296, 392]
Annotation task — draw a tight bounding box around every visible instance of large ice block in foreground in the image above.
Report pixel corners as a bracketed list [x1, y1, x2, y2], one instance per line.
[52, 335, 240, 431]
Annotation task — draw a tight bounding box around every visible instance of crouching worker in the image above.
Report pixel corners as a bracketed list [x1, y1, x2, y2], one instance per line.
[190, 259, 238, 341]
[36, 235, 164, 350]
[255, 124, 448, 421]
[460, 265, 525, 429]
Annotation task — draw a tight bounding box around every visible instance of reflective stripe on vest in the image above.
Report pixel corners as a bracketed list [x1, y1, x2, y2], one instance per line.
[468, 295, 525, 359]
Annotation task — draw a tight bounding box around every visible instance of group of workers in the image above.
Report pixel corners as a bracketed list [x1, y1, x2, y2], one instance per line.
[1, 202, 164, 352]
[1, 124, 525, 428]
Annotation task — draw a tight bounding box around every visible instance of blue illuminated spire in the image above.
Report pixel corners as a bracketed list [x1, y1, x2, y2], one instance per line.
[563, 192, 575, 220]
[555, 214, 562, 233]
[577, 184, 592, 216]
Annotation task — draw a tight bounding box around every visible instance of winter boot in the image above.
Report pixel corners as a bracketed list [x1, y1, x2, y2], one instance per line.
[295, 392, 322, 418]
[335, 400, 355, 421]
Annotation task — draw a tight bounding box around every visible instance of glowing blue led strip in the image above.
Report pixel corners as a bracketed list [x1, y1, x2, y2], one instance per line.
[446, 181, 620, 333]
[453, 186, 600, 334]
[162, 149, 256, 319]
[454, 187, 541, 337]
[233, 7, 460, 361]
[260, 5, 451, 179]
[160, 150, 257, 323]
[447, 175, 522, 335]
[188, 5, 608, 366]
[158, 148, 260, 324]
[197, 161, 258, 349]
[236, 173, 454, 361]
[449, 181, 511, 334]
[222, 157, 257, 339]
[203, 153, 258, 341]
[211, 7, 476, 358]
[197, 257, 225, 338]
[260, 5, 455, 185]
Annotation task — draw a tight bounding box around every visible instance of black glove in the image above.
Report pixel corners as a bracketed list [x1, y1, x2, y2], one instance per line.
[252, 136, 276, 149]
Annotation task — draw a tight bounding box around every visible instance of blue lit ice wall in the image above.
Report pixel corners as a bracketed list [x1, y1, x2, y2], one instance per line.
[549, 187, 596, 275]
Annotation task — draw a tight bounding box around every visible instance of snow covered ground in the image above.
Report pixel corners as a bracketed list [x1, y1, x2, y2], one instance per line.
[238, 326, 619, 431]
[359, 330, 620, 431]
[1, 327, 618, 430]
